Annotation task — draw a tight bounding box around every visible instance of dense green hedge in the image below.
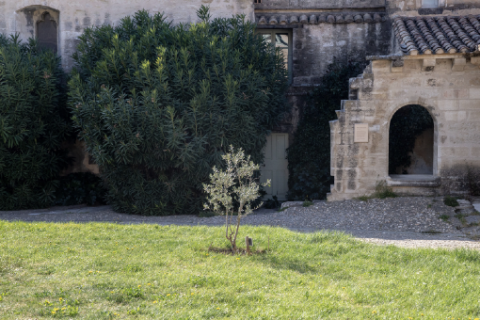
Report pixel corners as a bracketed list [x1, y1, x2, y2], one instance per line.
[287, 60, 365, 200]
[0, 35, 72, 210]
[55, 172, 106, 206]
[69, 8, 289, 215]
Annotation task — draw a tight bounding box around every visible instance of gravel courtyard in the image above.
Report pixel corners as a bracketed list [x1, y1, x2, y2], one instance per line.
[1, 196, 479, 250]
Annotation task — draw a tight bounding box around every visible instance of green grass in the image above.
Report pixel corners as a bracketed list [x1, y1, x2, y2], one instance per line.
[440, 214, 450, 222]
[455, 213, 467, 225]
[444, 196, 459, 207]
[355, 182, 397, 202]
[1, 222, 480, 319]
[356, 195, 370, 202]
[302, 200, 313, 207]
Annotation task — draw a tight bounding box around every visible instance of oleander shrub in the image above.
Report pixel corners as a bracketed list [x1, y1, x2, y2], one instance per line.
[69, 7, 289, 215]
[0, 35, 72, 210]
[55, 172, 107, 206]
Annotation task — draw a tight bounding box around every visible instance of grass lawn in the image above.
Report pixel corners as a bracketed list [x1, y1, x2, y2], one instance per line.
[0, 221, 479, 319]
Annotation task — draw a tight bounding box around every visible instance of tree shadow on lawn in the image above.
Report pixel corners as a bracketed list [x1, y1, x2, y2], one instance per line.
[256, 255, 318, 274]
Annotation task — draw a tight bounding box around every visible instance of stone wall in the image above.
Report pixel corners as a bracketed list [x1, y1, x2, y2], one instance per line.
[328, 54, 480, 200]
[0, 0, 254, 70]
[387, 0, 480, 15]
[291, 22, 391, 86]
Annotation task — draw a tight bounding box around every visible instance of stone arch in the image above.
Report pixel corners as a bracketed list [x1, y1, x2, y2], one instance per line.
[15, 6, 60, 52]
[385, 101, 439, 177]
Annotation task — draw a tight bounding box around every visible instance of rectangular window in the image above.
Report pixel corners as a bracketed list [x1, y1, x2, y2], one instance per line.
[422, 0, 438, 8]
[256, 29, 292, 83]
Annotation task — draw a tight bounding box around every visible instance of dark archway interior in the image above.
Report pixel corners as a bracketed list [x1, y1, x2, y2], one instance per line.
[37, 12, 57, 53]
[389, 105, 434, 175]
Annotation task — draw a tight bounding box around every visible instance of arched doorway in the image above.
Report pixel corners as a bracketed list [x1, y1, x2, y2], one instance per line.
[389, 105, 434, 175]
[37, 12, 58, 53]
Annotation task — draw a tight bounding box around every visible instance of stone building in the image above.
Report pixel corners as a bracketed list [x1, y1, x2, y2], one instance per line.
[2, 0, 480, 200]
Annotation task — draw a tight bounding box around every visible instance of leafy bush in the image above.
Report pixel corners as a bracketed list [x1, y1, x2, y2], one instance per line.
[264, 196, 280, 209]
[287, 59, 365, 200]
[55, 172, 106, 206]
[203, 146, 268, 253]
[0, 35, 72, 210]
[69, 8, 288, 215]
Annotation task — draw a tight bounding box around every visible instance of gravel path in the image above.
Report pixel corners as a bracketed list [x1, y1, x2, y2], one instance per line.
[1, 197, 479, 250]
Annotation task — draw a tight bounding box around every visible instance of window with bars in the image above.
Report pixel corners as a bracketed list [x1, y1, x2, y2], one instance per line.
[256, 29, 292, 82]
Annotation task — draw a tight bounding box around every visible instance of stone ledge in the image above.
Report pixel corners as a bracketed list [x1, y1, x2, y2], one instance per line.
[386, 175, 441, 188]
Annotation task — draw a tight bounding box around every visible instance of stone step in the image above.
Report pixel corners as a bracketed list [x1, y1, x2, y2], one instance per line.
[465, 215, 480, 225]
[455, 207, 476, 215]
[473, 202, 480, 213]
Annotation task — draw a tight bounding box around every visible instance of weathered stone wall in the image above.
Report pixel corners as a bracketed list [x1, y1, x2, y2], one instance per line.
[387, 0, 480, 15]
[328, 54, 480, 200]
[0, 0, 254, 70]
[291, 22, 391, 86]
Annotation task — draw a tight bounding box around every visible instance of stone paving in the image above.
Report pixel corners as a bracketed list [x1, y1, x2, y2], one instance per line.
[1, 196, 479, 250]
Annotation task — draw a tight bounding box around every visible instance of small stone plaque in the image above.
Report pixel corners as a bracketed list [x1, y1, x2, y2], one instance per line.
[354, 124, 369, 143]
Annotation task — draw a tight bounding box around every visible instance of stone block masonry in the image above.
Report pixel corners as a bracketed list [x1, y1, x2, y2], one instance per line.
[328, 54, 480, 201]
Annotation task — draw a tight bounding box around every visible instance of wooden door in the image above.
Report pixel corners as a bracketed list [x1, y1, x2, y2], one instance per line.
[260, 133, 289, 201]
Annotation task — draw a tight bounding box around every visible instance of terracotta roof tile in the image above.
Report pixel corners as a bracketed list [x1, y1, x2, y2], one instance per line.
[394, 15, 480, 55]
[257, 13, 385, 26]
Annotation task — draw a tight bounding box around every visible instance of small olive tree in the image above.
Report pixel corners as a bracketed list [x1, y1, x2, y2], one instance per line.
[203, 146, 269, 253]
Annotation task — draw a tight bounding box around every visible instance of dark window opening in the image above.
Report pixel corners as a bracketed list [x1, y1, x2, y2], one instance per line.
[37, 12, 57, 53]
[389, 105, 434, 175]
[256, 29, 292, 82]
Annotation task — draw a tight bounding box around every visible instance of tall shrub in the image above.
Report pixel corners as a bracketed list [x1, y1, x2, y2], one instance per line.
[69, 8, 289, 215]
[287, 59, 365, 200]
[0, 35, 71, 210]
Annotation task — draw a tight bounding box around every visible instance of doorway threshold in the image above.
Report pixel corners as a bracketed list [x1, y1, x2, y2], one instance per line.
[387, 175, 440, 187]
